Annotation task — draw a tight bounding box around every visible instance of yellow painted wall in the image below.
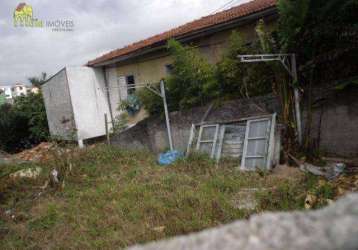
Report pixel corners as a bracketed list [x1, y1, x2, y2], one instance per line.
[116, 55, 173, 84]
[115, 19, 276, 84]
[112, 19, 276, 125]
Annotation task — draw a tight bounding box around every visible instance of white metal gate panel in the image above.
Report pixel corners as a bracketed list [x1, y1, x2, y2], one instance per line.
[241, 118, 271, 170]
[196, 124, 220, 158]
[215, 124, 246, 162]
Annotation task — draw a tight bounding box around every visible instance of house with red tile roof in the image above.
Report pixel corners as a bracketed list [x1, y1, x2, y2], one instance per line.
[87, 0, 278, 120]
[42, 0, 279, 143]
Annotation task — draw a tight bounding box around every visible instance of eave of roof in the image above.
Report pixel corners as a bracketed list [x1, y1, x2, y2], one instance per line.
[87, 0, 277, 67]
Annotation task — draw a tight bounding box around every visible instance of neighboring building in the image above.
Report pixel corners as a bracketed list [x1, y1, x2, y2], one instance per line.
[0, 84, 39, 104]
[87, 0, 277, 120]
[0, 86, 14, 99]
[0, 92, 6, 105]
[11, 83, 28, 97]
[27, 86, 40, 94]
[42, 0, 278, 142]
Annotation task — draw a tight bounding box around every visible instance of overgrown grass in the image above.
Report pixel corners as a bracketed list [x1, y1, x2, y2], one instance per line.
[0, 145, 321, 249]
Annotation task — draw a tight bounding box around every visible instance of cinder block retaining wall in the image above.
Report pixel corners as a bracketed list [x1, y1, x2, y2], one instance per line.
[111, 94, 280, 153]
[111, 89, 358, 157]
[304, 88, 358, 157]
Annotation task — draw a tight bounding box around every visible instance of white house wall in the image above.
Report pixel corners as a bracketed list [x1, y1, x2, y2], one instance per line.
[105, 67, 126, 119]
[0, 86, 13, 99]
[66, 66, 111, 140]
[42, 68, 76, 140]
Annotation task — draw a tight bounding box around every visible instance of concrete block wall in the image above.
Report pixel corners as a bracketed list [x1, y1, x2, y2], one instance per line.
[42, 68, 76, 140]
[111, 89, 358, 158]
[303, 88, 358, 157]
[111, 94, 280, 153]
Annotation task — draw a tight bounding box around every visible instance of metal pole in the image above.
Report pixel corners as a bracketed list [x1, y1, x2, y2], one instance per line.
[291, 54, 303, 146]
[160, 80, 174, 151]
[78, 139, 84, 149]
[102, 68, 115, 129]
[104, 113, 110, 145]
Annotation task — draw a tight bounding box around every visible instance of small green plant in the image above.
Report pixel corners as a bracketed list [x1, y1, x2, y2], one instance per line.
[111, 113, 129, 133]
[216, 31, 273, 99]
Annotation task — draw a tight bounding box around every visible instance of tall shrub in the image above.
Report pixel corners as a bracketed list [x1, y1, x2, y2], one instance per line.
[166, 39, 219, 110]
[216, 31, 273, 98]
[277, 0, 358, 151]
[13, 92, 49, 142]
[139, 39, 218, 115]
[0, 93, 49, 153]
[0, 104, 31, 152]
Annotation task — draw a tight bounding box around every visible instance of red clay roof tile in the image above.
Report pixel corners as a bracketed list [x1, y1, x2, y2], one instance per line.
[88, 0, 276, 66]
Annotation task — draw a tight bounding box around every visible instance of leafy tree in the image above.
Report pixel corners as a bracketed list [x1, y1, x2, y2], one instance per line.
[254, 20, 298, 151]
[13, 92, 49, 142]
[0, 104, 31, 152]
[278, 0, 358, 84]
[276, 0, 358, 151]
[216, 31, 273, 99]
[277, 0, 310, 52]
[140, 39, 219, 115]
[166, 39, 219, 110]
[136, 86, 163, 115]
[139, 34, 275, 116]
[28, 72, 47, 87]
[0, 93, 49, 153]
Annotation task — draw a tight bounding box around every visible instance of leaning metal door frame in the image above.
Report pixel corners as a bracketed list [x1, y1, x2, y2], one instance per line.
[240, 114, 276, 171]
[215, 125, 226, 162]
[186, 124, 196, 156]
[196, 124, 220, 158]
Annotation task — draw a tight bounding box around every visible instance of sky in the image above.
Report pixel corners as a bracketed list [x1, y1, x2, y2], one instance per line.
[0, 0, 250, 86]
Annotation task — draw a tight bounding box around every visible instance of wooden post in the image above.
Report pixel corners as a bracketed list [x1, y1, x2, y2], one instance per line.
[104, 113, 110, 145]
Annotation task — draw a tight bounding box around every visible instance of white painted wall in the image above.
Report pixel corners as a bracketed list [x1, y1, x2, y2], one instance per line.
[66, 66, 111, 140]
[0, 86, 13, 99]
[42, 66, 112, 141]
[42, 68, 76, 140]
[105, 67, 126, 119]
[14, 85, 27, 96]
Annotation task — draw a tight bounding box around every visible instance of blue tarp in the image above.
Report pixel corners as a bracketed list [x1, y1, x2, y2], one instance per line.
[158, 150, 183, 166]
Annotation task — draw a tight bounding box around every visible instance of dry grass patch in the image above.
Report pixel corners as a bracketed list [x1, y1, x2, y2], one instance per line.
[0, 145, 322, 249]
